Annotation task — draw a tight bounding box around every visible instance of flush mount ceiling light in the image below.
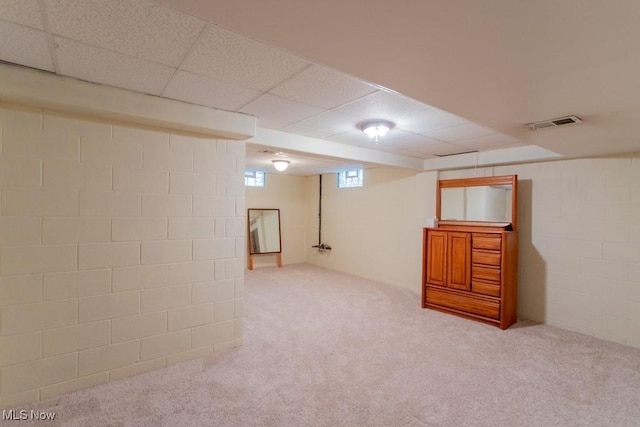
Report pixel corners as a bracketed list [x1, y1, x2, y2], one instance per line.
[272, 159, 290, 172]
[360, 120, 394, 142]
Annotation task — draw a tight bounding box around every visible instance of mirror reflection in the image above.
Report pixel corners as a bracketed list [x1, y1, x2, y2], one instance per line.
[441, 185, 512, 223]
[248, 209, 281, 254]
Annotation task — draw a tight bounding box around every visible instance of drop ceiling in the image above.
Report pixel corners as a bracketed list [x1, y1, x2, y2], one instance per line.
[2, 0, 640, 175]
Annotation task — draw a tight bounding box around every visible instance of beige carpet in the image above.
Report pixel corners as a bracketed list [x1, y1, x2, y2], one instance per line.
[8, 263, 640, 426]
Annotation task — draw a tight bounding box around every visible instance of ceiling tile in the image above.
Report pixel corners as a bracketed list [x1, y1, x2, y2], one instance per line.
[454, 132, 525, 150]
[379, 142, 469, 158]
[44, 0, 205, 67]
[0, 21, 53, 71]
[163, 70, 262, 111]
[270, 64, 377, 109]
[331, 128, 413, 145]
[0, 0, 561, 175]
[240, 94, 324, 129]
[55, 37, 175, 95]
[400, 108, 469, 133]
[413, 142, 472, 157]
[0, 0, 43, 29]
[336, 132, 445, 154]
[335, 90, 430, 123]
[422, 122, 496, 142]
[386, 133, 445, 149]
[329, 129, 379, 146]
[388, 148, 437, 159]
[182, 24, 310, 92]
[373, 145, 425, 157]
[285, 110, 358, 136]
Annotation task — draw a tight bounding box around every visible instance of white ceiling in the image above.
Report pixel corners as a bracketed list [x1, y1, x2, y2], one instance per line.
[2, 0, 640, 175]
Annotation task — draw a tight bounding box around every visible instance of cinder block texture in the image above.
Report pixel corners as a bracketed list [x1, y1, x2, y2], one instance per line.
[0, 105, 244, 408]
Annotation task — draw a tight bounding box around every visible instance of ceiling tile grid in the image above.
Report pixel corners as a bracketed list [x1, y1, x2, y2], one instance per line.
[400, 108, 470, 134]
[44, 0, 205, 67]
[334, 90, 431, 123]
[0, 0, 43, 30]
[453, 132, 526, 150]
[0, 0, 536, 175]
[182, 24, 311, 91]
[409, 142, 471, 157]
[422, 122, 496, 143]
[54, 36, 176, 95]
[269, 64, 378, 109]
[383, 133, 448, 150]
[330, 127, 412, 146]
[239, 94, 325, 129]
[284, 109, 362, 137]
[0, 20, 53, 71]
[163, 70, 263, 111]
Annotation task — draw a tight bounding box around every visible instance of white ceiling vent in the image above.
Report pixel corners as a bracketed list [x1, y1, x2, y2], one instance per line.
[527, 115, 582, 130]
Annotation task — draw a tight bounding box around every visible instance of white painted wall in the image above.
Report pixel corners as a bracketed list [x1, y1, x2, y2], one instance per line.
[305, 167, 437, 294]
[246, 173, 308, 268]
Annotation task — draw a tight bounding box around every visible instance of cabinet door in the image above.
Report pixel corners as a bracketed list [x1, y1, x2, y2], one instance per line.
[447, 232, 471, 291]
[426, 230, 447, 287]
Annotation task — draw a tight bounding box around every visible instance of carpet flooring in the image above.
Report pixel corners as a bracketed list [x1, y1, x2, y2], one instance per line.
[7, 263, 640, 426]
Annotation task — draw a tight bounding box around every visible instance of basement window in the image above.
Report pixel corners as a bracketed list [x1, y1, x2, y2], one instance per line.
[245, 171, 265, 187]
[338, 169, 363, 188]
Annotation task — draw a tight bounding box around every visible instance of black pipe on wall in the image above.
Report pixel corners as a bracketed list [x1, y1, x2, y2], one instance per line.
[312, 174, 331, 251]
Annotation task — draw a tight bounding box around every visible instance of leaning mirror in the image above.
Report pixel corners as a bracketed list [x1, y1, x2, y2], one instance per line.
[247, 208, 282, 270]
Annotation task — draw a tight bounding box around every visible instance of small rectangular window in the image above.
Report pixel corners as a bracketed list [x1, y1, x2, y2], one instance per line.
[338, 169, 363, 188]
[245, 171, 265, 187]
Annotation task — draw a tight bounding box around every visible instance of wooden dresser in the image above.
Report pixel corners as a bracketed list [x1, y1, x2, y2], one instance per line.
[422, 175, 518, 329]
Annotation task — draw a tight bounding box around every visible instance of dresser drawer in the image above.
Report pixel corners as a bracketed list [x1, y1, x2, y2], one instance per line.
[472, 250, 501, 266]
[472, 279, 500, 297]
[472, 265, 501, 282]
[472, 234, 502, 251]
[426, 287, 499, 319]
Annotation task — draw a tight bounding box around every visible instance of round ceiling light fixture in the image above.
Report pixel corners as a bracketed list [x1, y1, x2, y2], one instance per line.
[360, 119, 394, 142]
[272, 159, 290, 172]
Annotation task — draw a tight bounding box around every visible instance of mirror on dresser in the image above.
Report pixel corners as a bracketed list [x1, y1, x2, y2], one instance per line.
[436, 175, 518, 231]
[247, 208, 282, 270]
[423, 175, 518, 329]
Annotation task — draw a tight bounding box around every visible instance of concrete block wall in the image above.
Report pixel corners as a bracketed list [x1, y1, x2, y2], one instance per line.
[0, 103, 245, 408]
[441, 154, 640, 348]
[304, 158, 640, 349]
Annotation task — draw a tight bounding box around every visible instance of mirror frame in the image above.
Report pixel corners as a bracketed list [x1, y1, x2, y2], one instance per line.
[247, 208, 282, 255]
[436, 175, 518, 231]
[247, 208, 283, 270]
